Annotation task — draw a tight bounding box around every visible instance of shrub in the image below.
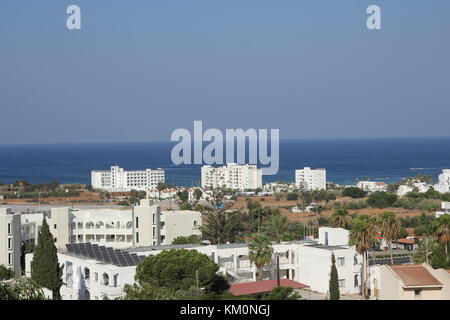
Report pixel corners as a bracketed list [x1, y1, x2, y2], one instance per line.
[342, 187, 366, 199]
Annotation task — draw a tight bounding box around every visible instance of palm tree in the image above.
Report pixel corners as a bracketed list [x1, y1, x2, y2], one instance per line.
[350, 215, 377, 299]
[331, 209, 351, 229]
[261, 215, 291, 243]
[248, 234, 274, 281]
[377, 211, 400, 265]
[431, 214, 450, 255]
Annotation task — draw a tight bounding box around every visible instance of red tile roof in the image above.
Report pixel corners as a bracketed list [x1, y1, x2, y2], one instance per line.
[389, 265, 443, 287]
[393, 238, 417, 245]
[229, 279, 309, 296]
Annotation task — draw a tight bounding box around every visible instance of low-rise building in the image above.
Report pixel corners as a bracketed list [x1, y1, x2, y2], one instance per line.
[356, 181, 387, 193]
[436, 201, 450, 218]
[373, 264, 450, 300]
[29, 227, 363, 300]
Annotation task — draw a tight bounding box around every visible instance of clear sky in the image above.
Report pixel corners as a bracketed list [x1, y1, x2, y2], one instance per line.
[0, 0, 449, 144]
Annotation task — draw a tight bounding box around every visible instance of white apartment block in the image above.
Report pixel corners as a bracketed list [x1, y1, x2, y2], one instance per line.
[2, 200, 201, 278]
[47, 199, 201, 250]
[91, 166, 165, 192]
[201, 163, 262, 190]
[0, 208, 21, 277]
[26, 227, 363, 300]
[434, 169, 450, 193]
[295, 167, 326, 191]
[357, 181, 387, 193]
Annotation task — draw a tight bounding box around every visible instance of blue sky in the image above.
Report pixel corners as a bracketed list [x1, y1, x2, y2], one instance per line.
[0, 0, 449, 144]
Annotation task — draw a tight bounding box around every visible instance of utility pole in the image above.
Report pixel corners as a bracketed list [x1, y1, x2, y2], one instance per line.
[195, 269, 199, 298]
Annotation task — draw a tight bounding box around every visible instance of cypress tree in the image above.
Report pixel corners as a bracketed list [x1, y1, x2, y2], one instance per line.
[329, 253, 340, 300]
[31, 218, 63, 300]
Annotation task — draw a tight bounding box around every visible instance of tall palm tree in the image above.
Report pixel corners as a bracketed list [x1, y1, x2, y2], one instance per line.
[261, 215, 290, 243]
[248, 234, 274, 281]
[350, 215, 377, 299]
[377, 211, 400, 265]
[331, 209, 351, 229]
[431, 214, 450, 255]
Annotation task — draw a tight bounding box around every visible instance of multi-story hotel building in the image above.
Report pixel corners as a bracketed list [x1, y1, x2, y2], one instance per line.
[91, 166, 165, 192]
[1, 200, 201, 277]
[25, 227, 363, 300]
[0, 208, 21, 277]
[295, 167, 327, 191]
[201, 163, 263, 190]
[47, 200, 201, 250]
[434, 169, 450, 193]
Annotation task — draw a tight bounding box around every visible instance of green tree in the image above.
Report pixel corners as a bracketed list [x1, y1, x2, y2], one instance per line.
[329, 254, 340, 300]
[193, 189, 203, 203]
[30, 218, 63, 300]
[377, 212, 400, 265]
[177, 190, 189, 203]
[172, 234, 201, 245]
[350, 215, 377, 299]
[342, 187, 366, 199]
[367, 192, 398, 208]
[431, 214, 450, 255]
[262, 286, 301, 300]
[0, 264, 14, 281]
[330, 209, 351, 229]
[248, 235, 274, 281]
[123, 283, 176, 300]
[431, 244, 448, 269]
[135, 249, 220, 292]
[261, 215, 291, 243]
[0, 278, 46, 300]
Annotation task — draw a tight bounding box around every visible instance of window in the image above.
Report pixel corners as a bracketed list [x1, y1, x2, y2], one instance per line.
[103, 273, 109, 286]
[135, 217, 139, 228]
[193, 220, 197, 226]
[337, 257, 345, 266]
[414, 289, 421, 297]
[338, 279, 346, 288]
[8, 253, 12, 265]
[54, 224, 57, 229]
[153, 227, 156, 238]
[8, 238, 12, 250]
[324, 232, 329, 245]
[136, 232, 139, 243]
[7, 223, 11, 235]
[84, 267, 90, 280]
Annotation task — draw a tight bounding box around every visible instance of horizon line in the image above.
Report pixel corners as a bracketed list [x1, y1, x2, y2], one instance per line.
[0, 135, 450, 147]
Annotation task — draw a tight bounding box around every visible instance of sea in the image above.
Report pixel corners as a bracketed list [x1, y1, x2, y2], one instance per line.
[0, 137, 449, 187]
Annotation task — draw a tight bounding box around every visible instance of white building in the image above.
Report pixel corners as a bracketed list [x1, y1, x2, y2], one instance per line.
[29, 227, 363, 300]
[434, 169, 450, 193]
[357, 181, 387, 193]
[436, 202, 450, 218]
[201, 163, 262, 190]
[0, 207, 21, 277]
[397, 182, 432, 197]
[295, 167, 326, 191]
[47, 200, 201, 250]
[91, 166, 165, 192]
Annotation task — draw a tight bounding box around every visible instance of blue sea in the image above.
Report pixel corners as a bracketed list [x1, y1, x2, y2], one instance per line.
[0, 137, 449, 187]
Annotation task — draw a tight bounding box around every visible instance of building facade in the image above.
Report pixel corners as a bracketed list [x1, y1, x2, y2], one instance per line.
[91, 166, 165, 192]
[434, 169, 450, 193]
[47, 200, 201, 250]
[436, 202, 450, 218]
[201, 163, 262, 190]
[356, 181, 387, 193]
[295, 167, 326, 191]
[32, 227, 363, 300]
[0, 208, 21, 277]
